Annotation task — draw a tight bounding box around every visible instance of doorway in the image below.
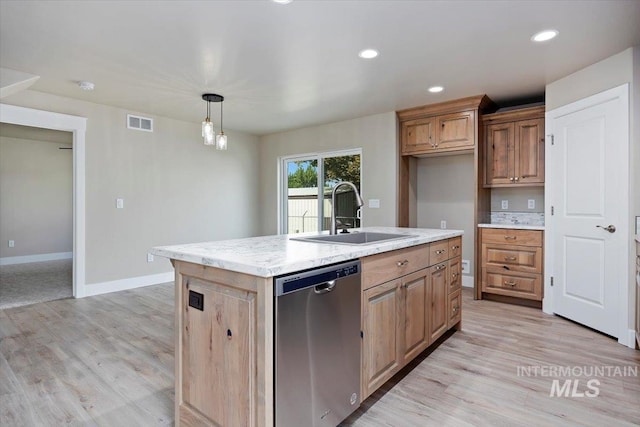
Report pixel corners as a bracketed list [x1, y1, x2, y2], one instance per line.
[0, 103, 87, 298]
[0, 123, 73, 308]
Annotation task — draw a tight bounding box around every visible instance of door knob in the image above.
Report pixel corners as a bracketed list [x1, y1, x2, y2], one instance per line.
[596, 225, 616, 233]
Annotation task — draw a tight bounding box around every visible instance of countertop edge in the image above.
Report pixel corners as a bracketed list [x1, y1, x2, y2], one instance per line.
[478, 223, 545, 231]
[151, 228, 463, 278]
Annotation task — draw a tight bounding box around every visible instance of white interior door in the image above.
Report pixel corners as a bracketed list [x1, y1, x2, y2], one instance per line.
[547, 85, 629, 339]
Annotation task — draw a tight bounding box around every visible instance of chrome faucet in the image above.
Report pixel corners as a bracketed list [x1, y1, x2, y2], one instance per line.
[330, 181, 364, 235]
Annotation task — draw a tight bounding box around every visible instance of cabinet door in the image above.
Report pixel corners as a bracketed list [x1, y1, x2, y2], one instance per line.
[514, 118, 545, 185]
[435, 111, 475, 151]
[182, 277, 256, 427]
[401, 117, 435, 155]
[362, 280, 401, 398]
[401, 269, 429, 364]
[428, 262, 448, 342]
[485, 122, 515, 186]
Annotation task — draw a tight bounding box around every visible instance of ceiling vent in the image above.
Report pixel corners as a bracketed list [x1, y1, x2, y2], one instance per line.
[127, 114, 153, 132]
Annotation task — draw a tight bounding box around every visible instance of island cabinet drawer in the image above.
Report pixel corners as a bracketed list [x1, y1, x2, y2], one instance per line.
[361, 244, 429, 290]
[430, 240, 449, 265]
[482, 268, 542, 300]
[448, 256, 462, 294]
[481, 228, 543, 247]
[482, 244, 542, 274]
[447, 289, 462, 328]
[449, 237, 462, 258]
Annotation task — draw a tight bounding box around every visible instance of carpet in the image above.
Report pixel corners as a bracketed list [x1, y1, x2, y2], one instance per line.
[0, 259, 72, 310]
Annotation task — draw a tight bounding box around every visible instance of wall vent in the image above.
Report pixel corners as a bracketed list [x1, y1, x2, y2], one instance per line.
[127, 114, 153, 132]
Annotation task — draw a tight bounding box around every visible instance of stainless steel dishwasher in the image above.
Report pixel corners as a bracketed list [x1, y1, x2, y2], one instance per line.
[275, 260, 361, 427]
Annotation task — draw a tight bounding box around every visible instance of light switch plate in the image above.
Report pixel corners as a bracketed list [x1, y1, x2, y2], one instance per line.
[501, 200, 509, 210]
[8, 240, 15, 248]
[528, 199, 535, 209]
[116, 198, 124, 209]
[147, 253, 154, 262]
[440, 220, 447, 229]
[368, 199, 380, 209]
[461, 260, 470, 274]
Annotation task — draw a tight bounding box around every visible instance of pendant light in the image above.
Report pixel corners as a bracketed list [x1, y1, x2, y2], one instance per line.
[215, 97, 227, 150]
[201, 93, 225, 147]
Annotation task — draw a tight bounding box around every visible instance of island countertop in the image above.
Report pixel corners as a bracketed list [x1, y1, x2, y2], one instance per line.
[150, 226, 463, 278]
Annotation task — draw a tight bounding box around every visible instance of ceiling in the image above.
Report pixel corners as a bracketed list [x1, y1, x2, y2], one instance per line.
[1, 1, 639, 136]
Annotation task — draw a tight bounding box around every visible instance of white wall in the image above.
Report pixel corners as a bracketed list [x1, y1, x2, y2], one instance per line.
[1, 90, 261, 288]
[258, 112, 398, 235]
[545, 46, 638, 336]
[416, 155, 475, 278]
[0, 124, 72, 259]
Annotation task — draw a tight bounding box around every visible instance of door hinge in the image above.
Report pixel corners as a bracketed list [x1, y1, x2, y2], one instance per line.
[550, 276, 554, 287]
[551, 206, 554, 215]
[360, 330, 363, 339]
[548, 134, 554, 145]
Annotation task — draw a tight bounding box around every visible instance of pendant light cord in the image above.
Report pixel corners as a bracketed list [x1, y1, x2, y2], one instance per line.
[220, 101, 223, 131]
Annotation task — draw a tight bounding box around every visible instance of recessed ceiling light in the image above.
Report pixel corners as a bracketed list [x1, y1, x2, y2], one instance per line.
[358, 49, 379, 59]
[531, 29, 559, 42]
[78, 81, 95, 91]
[272, 0, 292, 4]
[428, 86, 444, 93]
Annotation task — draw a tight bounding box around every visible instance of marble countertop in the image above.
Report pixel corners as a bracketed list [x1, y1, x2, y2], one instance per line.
[478, 223, 545, 231]
[151, 227, 463, 278]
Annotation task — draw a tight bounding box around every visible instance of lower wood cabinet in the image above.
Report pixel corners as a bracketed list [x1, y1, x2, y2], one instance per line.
[480, 228, 544, 302]
[361, 237, 462, 399]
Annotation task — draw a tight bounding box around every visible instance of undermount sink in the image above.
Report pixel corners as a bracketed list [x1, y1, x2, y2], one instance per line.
[291, 232, 417, 245]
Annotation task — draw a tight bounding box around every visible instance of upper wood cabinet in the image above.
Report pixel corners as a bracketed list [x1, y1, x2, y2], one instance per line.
[483, 106, 545, 187]
[398, 95, 495, 157]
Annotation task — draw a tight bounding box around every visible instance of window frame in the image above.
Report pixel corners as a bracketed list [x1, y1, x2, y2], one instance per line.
[278, 148, 363, 235]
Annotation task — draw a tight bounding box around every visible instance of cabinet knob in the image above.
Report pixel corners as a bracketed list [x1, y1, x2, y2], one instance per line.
[504, 256, 517, 261]
[504, 235, 517, 240]
[452, 245, 460, 250]
[452, 306, 459, 313]
[510, 177, 515, 182]
[396, 259, 409, 267]
[504, 281, 517, 287]
[514, 177, 519, 181]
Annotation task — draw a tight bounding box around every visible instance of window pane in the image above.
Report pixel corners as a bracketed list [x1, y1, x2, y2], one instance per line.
[323, 154, 361, 231]
[286, 159, 318, 234]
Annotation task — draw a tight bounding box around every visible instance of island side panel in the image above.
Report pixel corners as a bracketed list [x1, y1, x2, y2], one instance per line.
[174, 260, 273, 427]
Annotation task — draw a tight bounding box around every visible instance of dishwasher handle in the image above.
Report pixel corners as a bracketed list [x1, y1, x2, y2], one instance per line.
[314, 280, 336, 294]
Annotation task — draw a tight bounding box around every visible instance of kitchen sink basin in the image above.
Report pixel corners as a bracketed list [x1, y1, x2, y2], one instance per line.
[291, 232, 416, 245]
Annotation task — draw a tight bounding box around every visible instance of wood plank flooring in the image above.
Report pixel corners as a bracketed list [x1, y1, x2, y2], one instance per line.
[1, 284, 638, 426]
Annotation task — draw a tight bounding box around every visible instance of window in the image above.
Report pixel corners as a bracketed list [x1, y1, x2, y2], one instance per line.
[280, 149, 362, 234]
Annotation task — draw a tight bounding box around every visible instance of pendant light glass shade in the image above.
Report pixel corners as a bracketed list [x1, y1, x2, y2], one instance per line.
[215, 132, 227, 150]
[202, 119, 214, 145]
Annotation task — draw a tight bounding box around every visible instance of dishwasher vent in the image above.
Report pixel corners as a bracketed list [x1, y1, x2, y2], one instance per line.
[127, 114, 153, 132]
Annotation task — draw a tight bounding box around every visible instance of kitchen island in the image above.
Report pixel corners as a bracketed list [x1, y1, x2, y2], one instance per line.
[151, 226, 463, 427]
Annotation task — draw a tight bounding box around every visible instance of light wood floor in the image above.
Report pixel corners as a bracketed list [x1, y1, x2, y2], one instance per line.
[1, 284, 638, 426]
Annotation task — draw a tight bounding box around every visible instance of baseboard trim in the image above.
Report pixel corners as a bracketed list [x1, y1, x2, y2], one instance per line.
[83, 271, 174, 298]
[462, 275, 474, 288]
[0, 251, 73, 266]
[620, 329, 637, 349]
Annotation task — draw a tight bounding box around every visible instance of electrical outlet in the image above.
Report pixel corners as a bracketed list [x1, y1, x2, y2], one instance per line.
[8, 240, 15, 248]
[116, 198, 124, 209]
[528, 199, 535, 209]
[440, 220, 447, 229]
[461, 260, 470, 274]
[501, 200, 509, 210]
[147, 253, 154, 262]
[368, 199, 380, 208]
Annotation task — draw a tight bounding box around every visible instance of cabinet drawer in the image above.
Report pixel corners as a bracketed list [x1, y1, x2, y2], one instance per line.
[482, 268, 542, 300]
[481, 228, 542, 247]
[448, 256, 462, 294]
[430, 240, 449, 265]
[482, 244, 542, 274]
[362, 244, 429, 290]
[447, 289, 462, 328]
[449, 237, 462, 258]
